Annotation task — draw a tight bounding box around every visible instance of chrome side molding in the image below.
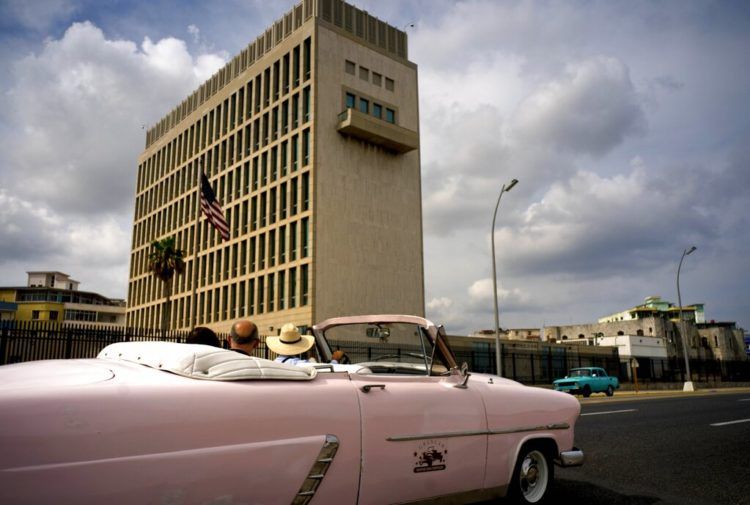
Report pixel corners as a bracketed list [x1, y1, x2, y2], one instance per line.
[292, 434, 340, 505]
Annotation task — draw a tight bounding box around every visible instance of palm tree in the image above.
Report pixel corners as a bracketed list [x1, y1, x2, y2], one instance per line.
[148, 236, 186, 335]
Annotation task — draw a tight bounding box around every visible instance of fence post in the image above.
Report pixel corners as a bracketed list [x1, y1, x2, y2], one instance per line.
[64, 325, 74, 359]
[0, 325, 8, 366]
[530, 354, 536, 385]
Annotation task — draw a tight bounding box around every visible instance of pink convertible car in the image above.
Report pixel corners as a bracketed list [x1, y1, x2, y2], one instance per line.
[0, 315, 583, 504]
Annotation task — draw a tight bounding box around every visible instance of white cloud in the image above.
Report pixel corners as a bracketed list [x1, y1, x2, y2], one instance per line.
[511, 57, 645, 156]
[0, 21, 227, 298]
[426, 296, 453, 312]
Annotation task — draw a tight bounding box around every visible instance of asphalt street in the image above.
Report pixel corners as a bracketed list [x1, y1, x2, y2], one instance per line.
[549, 391, 750, 505]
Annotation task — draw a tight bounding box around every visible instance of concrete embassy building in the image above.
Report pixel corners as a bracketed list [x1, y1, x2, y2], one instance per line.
[127, 0, 424, 334]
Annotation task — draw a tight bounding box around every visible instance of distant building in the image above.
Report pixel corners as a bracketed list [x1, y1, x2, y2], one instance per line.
[0, 272, 126, 327]
[544, 299, 746, 363]
[599, 295, 705, 324]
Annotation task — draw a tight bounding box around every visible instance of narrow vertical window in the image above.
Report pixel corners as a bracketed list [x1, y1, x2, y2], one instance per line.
[279, 225, 286, 264]
[267, 272, 274, 312]
[239, 280, 246, 316]
[278, 270, 286, 310]
[248, 279, 255, 315]
[289, 267, 297, 308]
[257, 276, 264, 314]
[259, 233, 266, 269]
[293, 46, 300, 87]
[302, 129, 310, 166]
[345, 93, 355, 109]
[302, 172, 310, 211]
[281, 140, 288, 176]
[292, 93, 299, 128]
[301, 264, 309, 306]
[303, 37, 311, 81]
[291, 135, 299, 171]
[301, 217, 309, 258]
[303, 87, 310, 122]
[280, 182, 288, 219]
[291, 176, 298, 215]
[359, 98, 369, 114]
[249, 236, 256, 272]
[290, 221, 297, 261]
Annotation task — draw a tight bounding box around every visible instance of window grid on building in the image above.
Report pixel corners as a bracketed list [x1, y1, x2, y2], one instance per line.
[128, 36, 314, 329]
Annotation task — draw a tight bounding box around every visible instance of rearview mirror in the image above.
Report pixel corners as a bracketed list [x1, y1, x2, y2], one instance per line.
[365, 326, 390, 341]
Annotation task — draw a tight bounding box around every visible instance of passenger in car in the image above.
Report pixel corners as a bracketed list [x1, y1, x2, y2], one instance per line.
[229, 320, 260, 356]
[267, 323, 317, 365]
[186, 326, 221, 347]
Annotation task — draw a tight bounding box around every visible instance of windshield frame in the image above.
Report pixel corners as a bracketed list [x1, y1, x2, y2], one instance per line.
[312, 315, 458, 371]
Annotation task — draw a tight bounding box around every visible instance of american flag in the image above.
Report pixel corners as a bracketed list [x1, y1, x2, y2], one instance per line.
[200, 172, 230, 241]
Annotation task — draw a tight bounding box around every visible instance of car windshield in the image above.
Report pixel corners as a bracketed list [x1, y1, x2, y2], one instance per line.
[568, 369, 591, 377]
[321, 322, 447, 375]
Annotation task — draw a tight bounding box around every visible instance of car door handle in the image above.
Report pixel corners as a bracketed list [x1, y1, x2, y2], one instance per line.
[361, 384, 386, 393]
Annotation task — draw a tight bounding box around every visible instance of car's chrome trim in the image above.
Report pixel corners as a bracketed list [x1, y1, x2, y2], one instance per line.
[556, 447, 584, 467]
[292, 434, 339, 505]
[386, 423, 570, 442]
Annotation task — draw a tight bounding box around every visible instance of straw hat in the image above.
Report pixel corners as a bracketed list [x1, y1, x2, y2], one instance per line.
[266, 323, 315, 356]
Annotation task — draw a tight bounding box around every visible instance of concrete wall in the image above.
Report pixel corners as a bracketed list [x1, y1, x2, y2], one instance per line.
[312, 21, 424, 321]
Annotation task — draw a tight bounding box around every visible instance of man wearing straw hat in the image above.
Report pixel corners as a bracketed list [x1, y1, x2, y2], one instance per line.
[267, 323, 317, 365]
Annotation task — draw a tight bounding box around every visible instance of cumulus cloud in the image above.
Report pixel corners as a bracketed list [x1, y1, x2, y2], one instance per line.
[2, 22, 225, 217]
[0, 21, 226, 296]
[511, 57, 645, 156]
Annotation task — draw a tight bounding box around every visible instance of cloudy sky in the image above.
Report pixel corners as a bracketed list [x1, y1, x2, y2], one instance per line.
[1, 0, 748, 334]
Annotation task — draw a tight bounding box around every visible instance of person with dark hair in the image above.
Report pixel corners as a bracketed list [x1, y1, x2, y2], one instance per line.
[229, 320, 260, 356]
[186, 326, 221, 347]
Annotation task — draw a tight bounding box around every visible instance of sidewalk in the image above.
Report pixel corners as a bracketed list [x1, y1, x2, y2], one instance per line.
[579, 385, 750, 404]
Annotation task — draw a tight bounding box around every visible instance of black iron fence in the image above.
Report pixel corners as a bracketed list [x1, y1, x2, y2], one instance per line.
[0, 321, 271, 364]
[327, 339, 622, 384]
[2, 322, 748, 384]
[618, 356, 750, 383]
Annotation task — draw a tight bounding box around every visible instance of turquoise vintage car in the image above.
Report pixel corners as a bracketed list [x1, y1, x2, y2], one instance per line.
[553, 367, 619, 397]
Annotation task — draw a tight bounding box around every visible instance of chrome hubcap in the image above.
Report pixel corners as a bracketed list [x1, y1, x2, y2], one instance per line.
[519, 450, 548, 502]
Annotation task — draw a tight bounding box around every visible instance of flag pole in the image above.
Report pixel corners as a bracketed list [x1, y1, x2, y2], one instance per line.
[189, 159, 202, 329]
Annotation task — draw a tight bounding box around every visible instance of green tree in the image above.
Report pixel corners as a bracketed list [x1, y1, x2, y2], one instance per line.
[148, 236, 186, 334]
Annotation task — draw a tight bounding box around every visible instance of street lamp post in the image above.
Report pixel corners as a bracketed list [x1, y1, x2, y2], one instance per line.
[491, 178, 518, 377]
[677, 246, 697, 392]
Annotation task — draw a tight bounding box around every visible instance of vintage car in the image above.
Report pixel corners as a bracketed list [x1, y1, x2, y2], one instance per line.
[0, 315, 583, 504]
[553, 366, 620, 397]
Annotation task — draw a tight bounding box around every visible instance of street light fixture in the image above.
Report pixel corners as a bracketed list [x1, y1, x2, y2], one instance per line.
[677, 246, 697, 392]
[491, 178, 518, 377]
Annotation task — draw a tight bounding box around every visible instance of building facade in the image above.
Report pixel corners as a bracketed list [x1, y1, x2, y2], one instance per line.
[598, 295, 705, 324]
[127, 0, 424, 334]
[0, 272, 126, 327]
[544, 315, 747, 362]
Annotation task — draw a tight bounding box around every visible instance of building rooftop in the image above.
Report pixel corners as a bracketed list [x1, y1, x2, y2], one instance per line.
[146, 0, 409, 149]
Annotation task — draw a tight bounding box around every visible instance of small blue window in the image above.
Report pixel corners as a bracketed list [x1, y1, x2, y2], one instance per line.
[345, 93, 355, 109]
[372, 103, 382, 119]
[359, 98, 369, 114]
[385, 108, 395, 123]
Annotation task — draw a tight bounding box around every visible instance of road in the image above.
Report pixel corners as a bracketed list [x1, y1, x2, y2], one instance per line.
[551, 391, 750, 505]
